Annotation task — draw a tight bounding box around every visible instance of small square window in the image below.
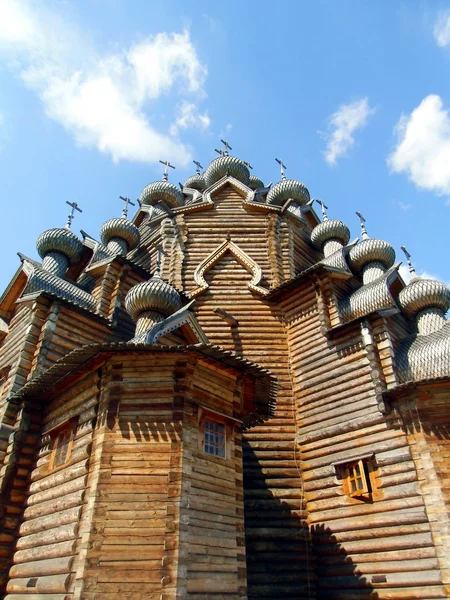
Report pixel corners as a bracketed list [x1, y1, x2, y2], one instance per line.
[204, 420, 225, 458]
[341, 459, 372, 498]
[49, 421, 75, 470]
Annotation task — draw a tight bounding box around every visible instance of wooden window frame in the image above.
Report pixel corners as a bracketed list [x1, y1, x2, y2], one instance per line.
[198, 407, 232, 461]
[333, 453, 375, 499]
[48, 420, 76, 472]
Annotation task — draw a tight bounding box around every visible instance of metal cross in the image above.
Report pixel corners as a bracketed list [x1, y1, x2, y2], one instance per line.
[220, 139, 232, 155]
[401, 245, 416, 276]
[159, 160, 175, 181]
[356, 211, 369, 240]
[119, 196, 135, 218]
[214, 148, 224, 156]
[275, 158, 287, 180]
[243, 161, 253, 170]
[193, 160, 203, 174]
[65, 201, 82, 229]
[315, 199, 329, 221]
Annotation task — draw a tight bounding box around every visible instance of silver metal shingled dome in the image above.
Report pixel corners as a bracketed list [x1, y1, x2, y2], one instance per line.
[125, 272, 182, 322]
[100, 218, 140, 251]
[266, 179, 310, 206]
[398, 277, 450, 319]
[204, 155, 250, 188]
[348, 239, 395, 274]
[248, 175, 264, 190]
[311, 219, 350, 250]
[139, 181, 184, 209]
[184, 173, 206, 191]
[36, 228, 83, 265]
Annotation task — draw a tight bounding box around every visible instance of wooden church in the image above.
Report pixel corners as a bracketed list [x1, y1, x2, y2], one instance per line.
[0, 144, 449, 599]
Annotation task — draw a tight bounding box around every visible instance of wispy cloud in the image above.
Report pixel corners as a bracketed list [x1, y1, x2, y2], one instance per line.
[399, 264, 449, 287]
[398, 201, 412, 212]
[434, 9, 450, 47]
[169, 102, 210, 136]
[387, 94, 450, 199]
[322, 97, 375, 166]
[0, 0, 209, 166]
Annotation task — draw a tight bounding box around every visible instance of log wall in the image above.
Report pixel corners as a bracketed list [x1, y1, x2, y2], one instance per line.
[392, 383, 450, 596]
[5, 369, 101, 600]
[282, 275, 447, 599]
[181, 187, 314, 598]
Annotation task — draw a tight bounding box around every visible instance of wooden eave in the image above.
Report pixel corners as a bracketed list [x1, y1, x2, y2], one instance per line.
[10, 343, 277, 417]
[0, 266, 27, 319]
[383, 375, 450, 401]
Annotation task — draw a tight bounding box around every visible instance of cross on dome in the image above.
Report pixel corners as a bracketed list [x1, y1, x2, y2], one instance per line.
[119, 196, 135, 218]
[315, 199, 329, 221]
[65, 201, 82, 229]
[356, 211, 369, 240]
[193, 160, 203, 174]
[275, 157, 287, 180]
[220, 139, 232, 155]
[159, 160, 175, 181]
[401, 245, 417, 277]
[243, 161, 253, 170]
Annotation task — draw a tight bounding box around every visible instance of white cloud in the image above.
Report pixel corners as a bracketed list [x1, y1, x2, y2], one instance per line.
[399, 264, 449, 287]
[434, 10, 450, 47]
[169, 102, 210, 136]
[387, 94, 450, 198]
[322, 98, 375, 165]
[0, 0, 209, 166]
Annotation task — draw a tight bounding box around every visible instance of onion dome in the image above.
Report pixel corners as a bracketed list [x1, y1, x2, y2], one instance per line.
[249, 175, 264, 190]
[266, 179, 310, 207]
[184, 173, 206, 191]
[348, 239, 395, 273]
[347, 213, 395, 284]
[310, 201, 350, 258]
[139, 180, 184, 209]
[204, 155, 250, 188]
[100, 217, 140, 257]
[125, 270, 182, 337]
[399, 277, 450, 319]
[36, 227, 83, 277]
[397, 247, 450, 336]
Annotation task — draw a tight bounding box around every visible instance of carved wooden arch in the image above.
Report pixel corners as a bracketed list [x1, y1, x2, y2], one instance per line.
[190, 239, 268, 298]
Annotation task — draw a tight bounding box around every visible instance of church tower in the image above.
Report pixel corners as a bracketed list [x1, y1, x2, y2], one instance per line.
[0, 144, 450, 599]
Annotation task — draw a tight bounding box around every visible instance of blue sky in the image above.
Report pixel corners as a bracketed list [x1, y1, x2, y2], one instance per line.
[1, 0, 450, 291]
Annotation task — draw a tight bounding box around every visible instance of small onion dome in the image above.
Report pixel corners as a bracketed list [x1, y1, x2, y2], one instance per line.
[204, 155, 250, 188]
[184, 173, 206, 191]
[398, 277, 450, 319]
[36, 227, 83, 265]
[139, 180, 184, 209]
[348, 239, 395, 275]
[125, 272, 182, 323]
[311, 219, 350, 251]
[100, 217, 140, 251]
[249, 175, 264, 190]
[266, 179, 310, 206]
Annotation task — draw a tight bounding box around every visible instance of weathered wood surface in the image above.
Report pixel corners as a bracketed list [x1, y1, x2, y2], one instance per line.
[282, 276, 448, 599]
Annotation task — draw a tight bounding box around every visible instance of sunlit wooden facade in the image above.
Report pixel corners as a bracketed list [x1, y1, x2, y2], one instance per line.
[0, 153, 449, 599]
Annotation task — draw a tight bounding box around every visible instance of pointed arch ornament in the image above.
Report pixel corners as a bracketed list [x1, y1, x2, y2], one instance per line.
[190, 239, 268, 298]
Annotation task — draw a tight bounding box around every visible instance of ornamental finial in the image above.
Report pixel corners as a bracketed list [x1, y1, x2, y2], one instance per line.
[65, 201, 82, 229]
[315, 199, 329, 222]
[400, 245, 417, 277]
[193, 160, 203, 174]
[119, 196, 135, 218]
[356, 211, 369, 240]
[243, 161, 253, 170]
[275, 157, 287, 181]
[159, 160, 175, 181]
[220, 139, 232, 155]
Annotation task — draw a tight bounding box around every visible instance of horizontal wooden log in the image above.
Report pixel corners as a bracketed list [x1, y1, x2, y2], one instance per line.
[6, 574, 69, 594]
